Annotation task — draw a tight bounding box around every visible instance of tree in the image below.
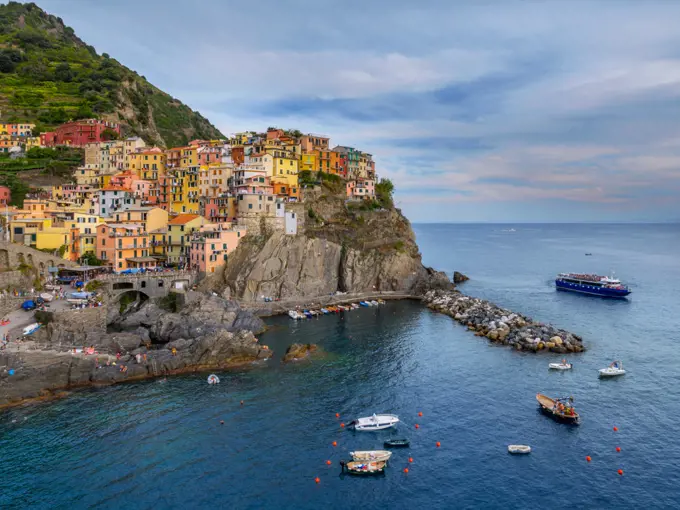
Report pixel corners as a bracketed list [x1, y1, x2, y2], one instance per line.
[101, 128, 119, 141]
[376, 178, 395, 208]
[54, 62, 74, 82]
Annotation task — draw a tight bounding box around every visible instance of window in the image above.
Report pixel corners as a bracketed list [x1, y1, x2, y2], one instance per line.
[248, 203, 252, 209]
[118, 262, 122, 268]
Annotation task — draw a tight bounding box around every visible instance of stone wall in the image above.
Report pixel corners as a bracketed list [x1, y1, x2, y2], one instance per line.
[0, 240, 76, 273]
[0, 296, 23, 318]
[0, 270, 33, 291]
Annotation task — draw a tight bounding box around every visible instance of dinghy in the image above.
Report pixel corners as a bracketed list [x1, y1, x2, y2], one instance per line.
[348, 413, 399, 431]
[40, 293, 54, 302]
[359, 301, 369, 307]
[207, 374, 220, 384]
[599, 360, 625, 378]
[549, 360, 572, 370]
[288, 310, 301, 319]
[350, 450, 392, 463]
[340, 460, 386, 476]
[508, 445, 532, 454]
[22, 323, 40, 336]
[384, 439, 410, 448]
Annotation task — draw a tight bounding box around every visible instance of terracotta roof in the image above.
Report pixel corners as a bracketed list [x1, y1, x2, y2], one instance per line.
[168, 214, 202, 225]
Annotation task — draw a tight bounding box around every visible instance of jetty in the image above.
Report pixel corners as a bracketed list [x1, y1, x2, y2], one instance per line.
[422, 290, 585, 353]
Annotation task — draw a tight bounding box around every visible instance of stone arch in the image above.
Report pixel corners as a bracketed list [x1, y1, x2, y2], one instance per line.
[17, 252, 25, 265]
[140, 280, 147, 288]
[0, 248, 9, 270]
[112, 281, 134, 291]
[117, 290, 150, 314]
[39, 261, 45, 274]
[27, 254, 34, 267]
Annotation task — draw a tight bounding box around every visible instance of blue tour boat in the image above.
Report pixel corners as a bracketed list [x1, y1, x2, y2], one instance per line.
[555, 273, 631, 298]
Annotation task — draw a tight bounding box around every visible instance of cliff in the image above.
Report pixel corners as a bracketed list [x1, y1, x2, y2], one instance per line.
[218, 186, 451, 301]
[0, 2, 223, 147]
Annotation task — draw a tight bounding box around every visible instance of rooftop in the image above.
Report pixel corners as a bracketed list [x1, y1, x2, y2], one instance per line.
[169, 214, 201, 225]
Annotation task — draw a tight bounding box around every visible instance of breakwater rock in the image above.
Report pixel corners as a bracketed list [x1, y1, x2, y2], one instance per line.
[282, 343, 318, 362]
[423, 290, 585, 353]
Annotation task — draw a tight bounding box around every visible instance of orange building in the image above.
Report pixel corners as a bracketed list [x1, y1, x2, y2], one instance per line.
[96, 222, 154, 271]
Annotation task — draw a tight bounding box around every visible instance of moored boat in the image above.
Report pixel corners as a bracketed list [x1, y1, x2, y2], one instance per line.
[340, 460, 387, 476]
[384, 439, 410, 448]
[370, 300, 379, 306]
[599, 360, 626, 378]
[350, 450, 392, 463]
[359, 301, 369, 307]
[288, 310, 301, 319]
[321, 308, 329, 314]
[207, 374, 220, 384]
[508, 445, 531, 454]
[22, 323, 41, 336]
[555, 272, 630, 298]
[549, 359, 572, 370]
[348, 413, 400, 431]
[536, 394, 580, 424]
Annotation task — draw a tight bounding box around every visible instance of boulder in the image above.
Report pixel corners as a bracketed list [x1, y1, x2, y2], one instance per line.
[453, 271, 469, 284]
[550, 336, 563, 345]
[282, 343, 318, 362]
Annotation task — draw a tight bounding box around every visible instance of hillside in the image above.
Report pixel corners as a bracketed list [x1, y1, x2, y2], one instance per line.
[0, 2, 223, 147]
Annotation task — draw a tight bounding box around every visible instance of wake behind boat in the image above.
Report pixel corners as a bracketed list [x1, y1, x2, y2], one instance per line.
[348, 414, 399, 431]
[555, 273, 631, 298]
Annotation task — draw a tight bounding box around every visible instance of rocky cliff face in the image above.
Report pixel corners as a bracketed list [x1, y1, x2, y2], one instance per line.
[220, 188, 451, 301]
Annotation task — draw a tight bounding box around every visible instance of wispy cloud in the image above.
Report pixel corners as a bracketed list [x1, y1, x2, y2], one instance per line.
[36, 0, 680, 221]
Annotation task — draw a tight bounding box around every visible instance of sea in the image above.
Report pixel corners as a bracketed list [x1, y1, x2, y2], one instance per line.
[2, 223, 680, 509]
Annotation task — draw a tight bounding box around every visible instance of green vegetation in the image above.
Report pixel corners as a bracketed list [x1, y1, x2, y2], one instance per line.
[157, 291, 180, 313]
[84, 279, 104, 292]
[81, 252, 104, 266]
[0, 2, 224, 147]
[17, 262, 33, 275]
[376, 178, 395, 208]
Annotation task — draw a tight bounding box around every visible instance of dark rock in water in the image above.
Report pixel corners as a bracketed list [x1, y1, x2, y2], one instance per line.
[453, 271, 469, 284]
[282, 343, 318, 362]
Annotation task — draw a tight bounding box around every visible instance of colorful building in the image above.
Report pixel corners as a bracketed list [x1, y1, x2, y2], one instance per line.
[0, 185, 10, 205]
[166, 214, 206, 265]
[97, 222, 153, 271]
[0, 123, 35, 137]
[346, 178, 376, 200]
[97, 187, 139, 217]
[40, 119, 121, 147]
[189, 222, 246, 275]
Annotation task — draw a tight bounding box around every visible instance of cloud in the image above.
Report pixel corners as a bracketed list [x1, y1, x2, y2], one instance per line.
[35, 0, 680, 221]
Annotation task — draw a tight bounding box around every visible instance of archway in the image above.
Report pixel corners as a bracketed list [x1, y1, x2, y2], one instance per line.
[27, 254, 34, 267]
[17, 252, 25, 265]
[112, 282, 134, 291]
[117, 290, 150, 316]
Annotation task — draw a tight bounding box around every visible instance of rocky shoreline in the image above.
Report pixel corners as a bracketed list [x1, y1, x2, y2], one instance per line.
[423, 289, 585, 353]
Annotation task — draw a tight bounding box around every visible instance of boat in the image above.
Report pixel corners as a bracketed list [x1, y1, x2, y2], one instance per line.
[0, 318, 9, 326]
[549, 360, 572, 370]
[536, 394, 580, 424]
[207, 374, 220, 384]
[555, 273, 630, 298]
[377, 299, 385, 304]
[321, 308, 329, 314]
[384, 439, 410, 448]
[303, 310, 312, 318]
[348, 414, 400, 431]
[599, 360, 626, 378]
[350, 450, 392, 463]
[370, 300, 379, 306]
[340, 460, 387, 476]
[508, 445, 532, 454]
[359, 301, 369, 307]
[39, 293, 54, 302]
[22, 323, 41, 336]
[288, 310, 299, 319]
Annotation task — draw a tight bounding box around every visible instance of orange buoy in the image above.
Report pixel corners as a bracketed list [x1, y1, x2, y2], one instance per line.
[315, 477, 320, 483]
[415, 424, 420, 429]
[403, 468, 409, 473]
[613, 426, 618, 431]
[436, 442, 441, 448]
[418, 411, 423, 417]
[586, 456, 591, 462]
[408, 457, 413, 463]
[335, 413, 340, 418]
[618, 469, 623, 476]
[340, 423, 345, 428]
[616, 447, 621, 452]
[326, 460, 332, 465]
[332, 441, 337, 447]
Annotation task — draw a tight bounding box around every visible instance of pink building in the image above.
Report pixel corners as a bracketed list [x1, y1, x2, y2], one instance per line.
[189, 222, 247, 275]
[197, 145, 222, 166]
[0, 185, 11, 205]
[346, 178, 376, 200]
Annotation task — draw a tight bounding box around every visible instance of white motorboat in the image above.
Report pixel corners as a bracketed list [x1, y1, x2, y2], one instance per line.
[40, 293, 54, 302]
[350, 450, 393, 462]
[370, 300, 379, 306]
[549, 361, 572, 370]
[207, 374, 220, 384]
[22, 323, 41, 336]
[349, 414, 400, 431]
[288, 310, 301, 320]
[508, 445, 531, 454]
[599, 360, 626, 378]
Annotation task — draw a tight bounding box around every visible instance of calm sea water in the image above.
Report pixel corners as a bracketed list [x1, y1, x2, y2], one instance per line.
[2, 223, 680, 509]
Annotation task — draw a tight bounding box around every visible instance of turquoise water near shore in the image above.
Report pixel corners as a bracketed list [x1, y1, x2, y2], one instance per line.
[2, 223, 680, 509]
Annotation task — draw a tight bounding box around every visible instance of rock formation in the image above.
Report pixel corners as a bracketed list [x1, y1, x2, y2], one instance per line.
[423, 289, 585, 353]
[453, 271, 470, 284]
[282, 343, 318, 362]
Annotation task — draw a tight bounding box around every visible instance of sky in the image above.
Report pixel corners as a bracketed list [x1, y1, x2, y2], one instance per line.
[30, 0, 680, 222]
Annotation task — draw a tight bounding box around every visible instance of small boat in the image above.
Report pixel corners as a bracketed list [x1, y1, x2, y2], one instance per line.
[377, 299, 385, 304]
[288, 310, 300, 319]
[0, 318, 9, 326]
[321, 308, 329, 314]
[22, 323, 41, 336]
[348, 414, 400, 431]
[340, 460, 386, 476]
[508, 445, 532, 454]
[40, 293, 54, 302]
[303, 310, 312, 318]
[350, 450, 392, 463]
[536, 394, 580, 424]
[207, 374, 220, 384]
[384, 439, 410, 448]
[359, 301, 369, 307]
[370, 300, 379, 306]
[599, 360, 626, 378]
[549, 360, 572, 370]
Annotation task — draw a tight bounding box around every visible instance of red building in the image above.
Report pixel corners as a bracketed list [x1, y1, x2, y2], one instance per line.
[41, 119, 121, 147]
[0, 185, 10, 205]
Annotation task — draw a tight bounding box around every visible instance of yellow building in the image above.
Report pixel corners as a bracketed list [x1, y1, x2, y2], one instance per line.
[181, 147, 198, 167]
[9, 217, 52, 245]
[299, 153, 317, 174]
[25, 137, 41, 150]
[112, 206, 168, 233]
[129, 149, 167, 180]
[167, 214, 206, 265]
[74, 165, 100, 186]
[35, 227, 71, 253]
